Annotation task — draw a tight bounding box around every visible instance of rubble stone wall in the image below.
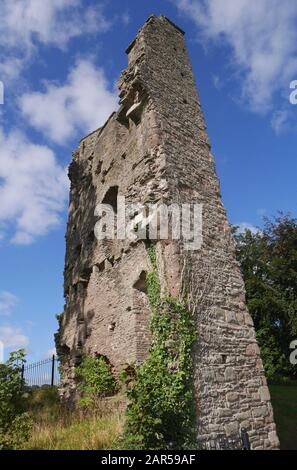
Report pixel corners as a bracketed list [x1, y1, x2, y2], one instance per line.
[56, 16, 279, 449]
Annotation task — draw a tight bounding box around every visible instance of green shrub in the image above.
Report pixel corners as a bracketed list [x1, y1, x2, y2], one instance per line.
[76, 356, 116, 409]
[234, 214, 297, 380]
[0, 350, 32, 449]
[27, 386, 60, 413]
[121, 245, 196, 450]
[256, 326, 291, 381]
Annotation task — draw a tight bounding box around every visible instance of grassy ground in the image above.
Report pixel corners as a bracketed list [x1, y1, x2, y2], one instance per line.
[269, 382, 297, 450]
[24, 388, 124, 450]
[24, 384, 297, 450]
[26, 412, 123, 450]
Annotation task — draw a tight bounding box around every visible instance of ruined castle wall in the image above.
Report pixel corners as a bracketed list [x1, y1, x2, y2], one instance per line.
[56, 46, 167, 399]
[119, 16, 279, 450]
[56, 15, 279, 449]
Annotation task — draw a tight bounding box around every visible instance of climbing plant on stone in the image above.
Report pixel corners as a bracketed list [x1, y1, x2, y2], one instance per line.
[121, 244, 196, 450]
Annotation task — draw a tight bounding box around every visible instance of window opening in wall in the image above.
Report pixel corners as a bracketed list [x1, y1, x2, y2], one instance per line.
[133, 270, 148, 294]
[102, 186, 119, 214]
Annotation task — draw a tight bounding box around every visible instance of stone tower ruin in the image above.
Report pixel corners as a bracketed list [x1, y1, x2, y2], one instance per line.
[56, 16, 279, 449]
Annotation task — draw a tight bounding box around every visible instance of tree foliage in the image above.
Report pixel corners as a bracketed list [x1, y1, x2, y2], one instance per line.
[0, 350, 32, 449]
[76, 356, 116, 409]
[234, 213, 297, 380]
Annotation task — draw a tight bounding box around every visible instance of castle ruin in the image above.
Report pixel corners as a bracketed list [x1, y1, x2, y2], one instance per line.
[56, 16, 279, 450]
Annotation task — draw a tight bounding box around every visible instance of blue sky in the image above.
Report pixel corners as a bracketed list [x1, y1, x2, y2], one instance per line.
[0, 0, 297, 362]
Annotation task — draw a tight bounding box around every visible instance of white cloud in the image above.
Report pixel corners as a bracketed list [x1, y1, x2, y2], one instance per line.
[122, 12, 131, 26]
[174, 0, 297, 113]
[0, 127, 68, 244]
[20, 59, 118, 144]
[45, 347, 56, 358]
[236, 222, 260, 235]
[271, 109, 291, 135]
[212, 74, 222, 91]
[0, 325, 29, 348]
[0, 57, 25, 82]
[0, 291, 18, 316]
[0, 0, 111, 81]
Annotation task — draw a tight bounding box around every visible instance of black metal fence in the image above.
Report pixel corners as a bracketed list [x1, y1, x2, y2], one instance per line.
[21, 355, 60, 387]
[198, 428, 251, 450]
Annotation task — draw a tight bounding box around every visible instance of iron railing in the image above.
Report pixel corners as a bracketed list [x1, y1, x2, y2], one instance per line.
[21, 355, 60, 387]
[198, 428, 251, 450]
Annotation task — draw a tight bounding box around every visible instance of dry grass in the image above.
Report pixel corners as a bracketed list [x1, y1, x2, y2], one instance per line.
[26, 411, 124, 450]
[24, 388, 125, 450]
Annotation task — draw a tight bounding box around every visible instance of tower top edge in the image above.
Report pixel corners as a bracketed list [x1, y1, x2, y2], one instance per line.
[125, 15, 185, 55]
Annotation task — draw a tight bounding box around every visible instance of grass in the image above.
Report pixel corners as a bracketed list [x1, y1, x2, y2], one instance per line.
[269, 381, 297, 450]
[23, 383, 297, 450]
[24, 387, 125, 450]
[26, 411, 123, 450]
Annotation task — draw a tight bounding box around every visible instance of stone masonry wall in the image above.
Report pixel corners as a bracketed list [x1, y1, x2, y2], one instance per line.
[56, 16, 279, 449]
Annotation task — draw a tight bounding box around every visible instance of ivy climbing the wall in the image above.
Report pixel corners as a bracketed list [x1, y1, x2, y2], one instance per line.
[121, 244, 197, 450]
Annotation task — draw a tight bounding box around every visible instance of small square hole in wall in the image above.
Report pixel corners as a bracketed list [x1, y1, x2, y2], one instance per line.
[72, 283, 78, 295]
[221, 354, 227, 364]
[81, 267, 92, 283]
[102, 186, 119, 214]
[107, 256, 115, 267]
[88, 230, 95, 243]
[108, 322, 116, 332]
[95, 161, 102, 176]
[94, 261, 105, 273]
[133, 270, 147, 294]
[76, 243, 82, 256]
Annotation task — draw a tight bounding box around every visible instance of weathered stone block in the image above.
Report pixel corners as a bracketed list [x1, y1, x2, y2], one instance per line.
[252, 406, 268, 418]
[226, 392, 239, 403]
[224, 421, 239, 437]
[224, 367, 236, 381]
[246, 343, 261, 356]
[259, 386, 271, 402]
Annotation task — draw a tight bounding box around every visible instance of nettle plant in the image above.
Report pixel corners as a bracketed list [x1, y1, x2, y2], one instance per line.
[121, 244, 197, 450]
[76, 355, 117, 409]
[0, 350, 32, 450]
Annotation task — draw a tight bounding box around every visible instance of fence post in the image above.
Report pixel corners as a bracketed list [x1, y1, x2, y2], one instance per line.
[21, 364, 25, 382]
[241, 428, 251, 450]
[51, 355, 55, 387]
